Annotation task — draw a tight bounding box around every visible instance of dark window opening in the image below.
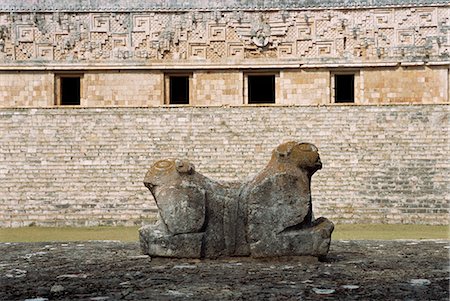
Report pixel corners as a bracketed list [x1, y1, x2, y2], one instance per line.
[248, 75, 275, 104]
[335, 74, 354, 103]
[170, 76, 189, 104]
[61, 77, 81, 105]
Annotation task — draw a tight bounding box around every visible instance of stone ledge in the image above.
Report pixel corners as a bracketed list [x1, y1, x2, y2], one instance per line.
[0, 0, 449, 12]
[0, 61, 448, 71]
[0, 102, 449, 111]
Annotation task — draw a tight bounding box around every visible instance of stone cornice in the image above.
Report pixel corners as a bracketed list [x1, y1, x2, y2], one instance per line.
[0, 60, 448, 71]
[0, 0, 449, 12]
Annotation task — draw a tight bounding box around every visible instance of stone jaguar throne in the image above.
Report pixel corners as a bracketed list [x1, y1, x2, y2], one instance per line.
[139, 141, 334, 258]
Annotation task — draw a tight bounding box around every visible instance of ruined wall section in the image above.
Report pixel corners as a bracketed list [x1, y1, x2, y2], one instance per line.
[0, 105, 448, 227]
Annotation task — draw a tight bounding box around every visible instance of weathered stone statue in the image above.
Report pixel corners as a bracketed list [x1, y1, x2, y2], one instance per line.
[139, 142, 334, 258]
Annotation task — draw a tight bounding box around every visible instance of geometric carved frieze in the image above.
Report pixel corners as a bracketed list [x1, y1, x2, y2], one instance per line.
[316, 41, 335, 56]
[131, 31, 147, 49]
[416, 8, 438, 26]
[132, 15, 150, 34]
[150, 31, 161, 42]
[189, 44, 207, 59]
[91, 14, 110, 33]
[209, 25, 226, 42]
[36, 44, 53, 60]
[315, 19, 334, 39]
[397, 30, 415, 46]
[297, 23, 313, 40]
[373, 10, 394, 28]
[17, 25, 34, 42]
[16, 43, 34, 60]
[208, 41, 226, 59]
[111, 33, 130, 59]
[297, 40, 314, 56]
[376, 28, 394, 48]
[178, 30, 188, 42]
[227, 43, 244, 59]
[0, 6, 449, 64]
[234, 23, 253, 43]
[270, 22, 289, 37]
[278, 43, 294, 57]
[111, 34, 128, 49]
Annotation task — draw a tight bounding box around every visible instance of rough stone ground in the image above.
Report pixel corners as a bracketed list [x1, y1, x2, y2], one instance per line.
[0, 240, 448, 301]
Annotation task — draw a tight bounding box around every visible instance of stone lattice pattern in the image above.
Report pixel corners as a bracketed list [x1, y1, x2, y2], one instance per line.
[0, 6, 448, 64]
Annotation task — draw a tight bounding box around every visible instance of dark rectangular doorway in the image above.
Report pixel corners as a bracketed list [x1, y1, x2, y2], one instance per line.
[335, 74, 355, 103]
[248, 75, 275, 104]
[60, 77, 81, 105]
[169, 76, 190, 104]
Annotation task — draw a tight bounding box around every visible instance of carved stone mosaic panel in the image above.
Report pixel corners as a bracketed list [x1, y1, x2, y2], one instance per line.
[0, 6, 448, 64]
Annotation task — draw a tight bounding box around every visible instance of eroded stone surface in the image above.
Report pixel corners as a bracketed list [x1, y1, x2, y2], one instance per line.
[2, 240, 449, 301]
[139, 141, 334, 258]
[241, 142, 334, 257]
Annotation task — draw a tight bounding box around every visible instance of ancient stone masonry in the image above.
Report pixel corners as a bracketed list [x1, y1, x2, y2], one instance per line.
[0, 0, 448, 228]
[0, 0, 448, 66]
[139, 142, 334, 258]
[0, 105, 448, 227]
[0, 0, 448, 107]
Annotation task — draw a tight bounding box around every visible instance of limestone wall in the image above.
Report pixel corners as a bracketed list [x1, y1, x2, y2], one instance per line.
[0, 72, 54, 107]
[193, 71, 243, 106]
[362, 66, 449, 104]
[0, 66, 448, 107]
[279, 69, 330, 105]
[0, 105, 448, 227]
[83, 71, 163, 106]
[0, 2, 448, 107]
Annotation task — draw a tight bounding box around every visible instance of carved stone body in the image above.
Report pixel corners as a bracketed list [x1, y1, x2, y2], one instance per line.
[240, 142, 334, 257]
[139, 142, 334, 258]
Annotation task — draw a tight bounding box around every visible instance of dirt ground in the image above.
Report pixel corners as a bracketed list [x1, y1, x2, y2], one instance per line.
[1, 240, 449, 300]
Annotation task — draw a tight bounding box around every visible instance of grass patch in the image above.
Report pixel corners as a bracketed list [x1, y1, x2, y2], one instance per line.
[0, 226, 140, 243]
[0, 224, 448, 243]
[333, 224, 449, 240]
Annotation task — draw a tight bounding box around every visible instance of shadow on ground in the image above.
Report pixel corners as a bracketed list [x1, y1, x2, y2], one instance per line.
[1, 240, 449, 300]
